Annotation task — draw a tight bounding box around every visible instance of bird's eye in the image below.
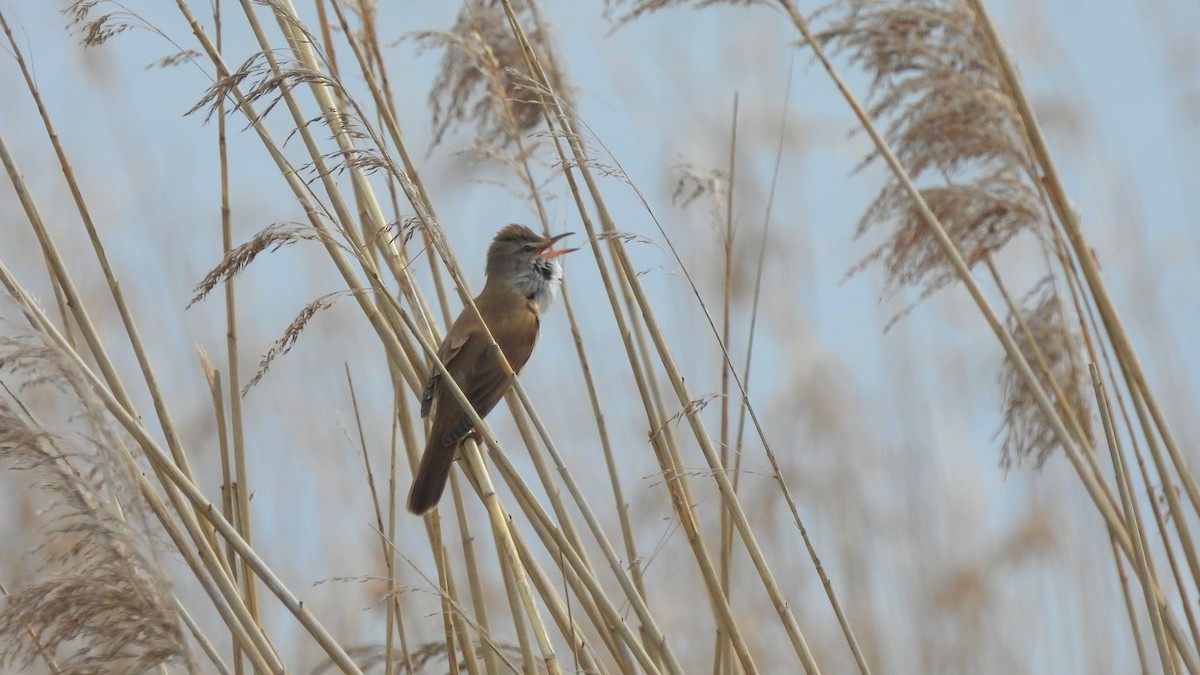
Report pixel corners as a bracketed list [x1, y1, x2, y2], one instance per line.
[522, 243, 537, 253]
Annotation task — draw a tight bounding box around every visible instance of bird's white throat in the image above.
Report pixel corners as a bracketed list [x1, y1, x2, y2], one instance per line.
[513, 256, 563, 314]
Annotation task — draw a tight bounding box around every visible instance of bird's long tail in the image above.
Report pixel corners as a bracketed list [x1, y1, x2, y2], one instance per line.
[407, 439, 457, 515]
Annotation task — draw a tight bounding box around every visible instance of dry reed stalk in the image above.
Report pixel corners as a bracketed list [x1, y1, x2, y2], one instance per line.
[210, 0, 260, 640]
[318, 4, 483, 594]
[372, 11, 657, 667]
[266, 2, 442, 348]
[173, 1, 430, 493]
[0, 127, 289, 671]
[504, 393, 595, 562]
[445, 473, 500, 675]
[987, 265, 1174, 662]
[0, 257, 355, 671]
[458, 440, 561, 674]
[809, 0, 1115, 521]
[967, 6, 1200, 639]
[491, 10, 751, 673]
[180, 51, 475, 662]
[728, 84, 788, 675]
[312, 640, 532, 675]
[326, 244, 566, 673]
[971, 0, 1200, 523]
[477, 478, 611, 674]
[175, 599, 231, 675]
[386, 389, 408, 675]
[344, 368, 421, 675]
[481, 420, 670, 673]
[0, 13, 203, 495]
[232, 32, 577, 634]
[669, 110, 754, 675]
[12, 0, 1190, 671]
[9, 0, 749, 672]
[788, 0, 1200, 667]
[440, 554, 484, 675]
[378, 279, 572, 673]
[716, 95, 738, 675]
[323, 0, 455, 327]
[605, 0, 1198, 671]
[0, 42, 372, 648]
[501, 395, 610, 606]
[423, 6, 660, 662]
[409, 8, 695, 669]
[498, 5, 848, 674]
[1091, 364, 1175, 675]
[197, 353, 245, 675]
[1120, 393, 1200, 652]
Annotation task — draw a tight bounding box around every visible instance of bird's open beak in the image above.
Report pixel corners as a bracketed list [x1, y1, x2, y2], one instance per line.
[537, 232, 578, 259]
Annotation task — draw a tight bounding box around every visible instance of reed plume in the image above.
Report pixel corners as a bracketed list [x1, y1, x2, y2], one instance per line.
[818, 0, 1047, 299]
[0, 337, 193, 673]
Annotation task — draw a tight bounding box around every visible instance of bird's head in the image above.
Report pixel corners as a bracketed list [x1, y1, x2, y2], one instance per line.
[485, 225, 577, 310]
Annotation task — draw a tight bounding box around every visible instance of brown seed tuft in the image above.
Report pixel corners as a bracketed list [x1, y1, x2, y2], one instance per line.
[818, 0, 1047, 302]
[415, 0, 572, 151]
[997, 278, 1091, 469]
[604, 0, 771, 28]
[0, 339, 194, 673]
[188, 222, 333, 309]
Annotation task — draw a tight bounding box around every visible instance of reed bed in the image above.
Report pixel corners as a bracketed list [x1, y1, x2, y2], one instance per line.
[0, 0, 1197, 673]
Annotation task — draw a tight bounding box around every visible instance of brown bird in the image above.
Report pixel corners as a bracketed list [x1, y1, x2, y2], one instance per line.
[407, 224, 577, 515]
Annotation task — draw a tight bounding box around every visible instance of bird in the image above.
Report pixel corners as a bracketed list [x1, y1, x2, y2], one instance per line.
[407, 224, 577, 515]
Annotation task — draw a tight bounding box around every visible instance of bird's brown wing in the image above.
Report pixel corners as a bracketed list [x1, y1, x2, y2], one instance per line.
[420, 318, 473, 418]
[408, 311, 481, 515]
[439, 352, 513, 447]
[437, 304, 538, 446]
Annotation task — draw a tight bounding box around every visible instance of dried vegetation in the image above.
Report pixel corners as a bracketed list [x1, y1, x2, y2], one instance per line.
[0, 0, 1194, 673]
